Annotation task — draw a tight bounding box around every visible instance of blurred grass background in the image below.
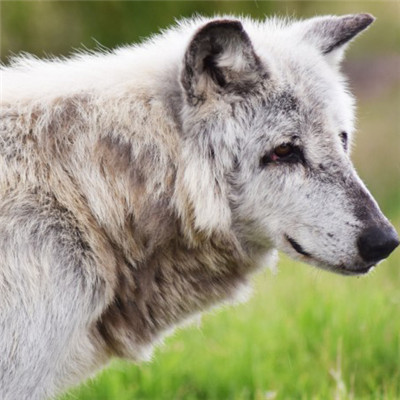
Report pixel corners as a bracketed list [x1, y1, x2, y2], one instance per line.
[1, 1, 400, 399]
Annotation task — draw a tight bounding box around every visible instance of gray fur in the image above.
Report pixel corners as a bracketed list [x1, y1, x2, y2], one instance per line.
[0, 14, 398, 399]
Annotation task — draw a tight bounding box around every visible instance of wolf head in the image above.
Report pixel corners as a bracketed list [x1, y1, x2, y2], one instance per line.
[178, 14, 399, 275]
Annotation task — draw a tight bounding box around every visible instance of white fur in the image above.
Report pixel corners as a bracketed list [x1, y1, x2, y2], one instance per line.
[1, 14, 397, 400]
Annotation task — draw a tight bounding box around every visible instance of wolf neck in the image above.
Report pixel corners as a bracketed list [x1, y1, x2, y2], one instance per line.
[90, 135, 261, 360]
[25, 80, 265, 360]
[86, 170, 256, 361]
[95, 228, 258, 360]
[40, 90, 258, 360]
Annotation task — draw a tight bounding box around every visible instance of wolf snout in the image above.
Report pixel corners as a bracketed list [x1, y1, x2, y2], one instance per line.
[357, 225, 399, 263]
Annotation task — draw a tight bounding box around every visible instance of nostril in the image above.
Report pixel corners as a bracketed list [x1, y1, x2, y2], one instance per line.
[357, 226, 399, 263]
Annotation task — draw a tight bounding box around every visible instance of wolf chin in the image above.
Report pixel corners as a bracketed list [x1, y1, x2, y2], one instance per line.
[1, 13, 398, 399]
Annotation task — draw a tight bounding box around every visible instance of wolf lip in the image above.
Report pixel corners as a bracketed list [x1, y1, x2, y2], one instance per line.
[285, 235, 312, 257]
[339, 263, 375, 276]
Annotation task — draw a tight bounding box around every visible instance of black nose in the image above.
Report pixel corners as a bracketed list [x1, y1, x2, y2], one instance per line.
[357, 226, 399, 263]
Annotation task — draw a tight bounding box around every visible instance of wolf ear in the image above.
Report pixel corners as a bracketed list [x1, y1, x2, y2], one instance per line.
[298, 13, 375, 65]
[181, 19, 266, 105]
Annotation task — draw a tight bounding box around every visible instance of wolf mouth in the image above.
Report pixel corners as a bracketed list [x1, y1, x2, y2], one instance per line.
[285, 235, 312, 257]
[285, 235, 375, 276]
[334, 263, 375, 276]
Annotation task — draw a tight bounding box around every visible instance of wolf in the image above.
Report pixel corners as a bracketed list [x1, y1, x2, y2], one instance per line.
[0, 13, 398, 399]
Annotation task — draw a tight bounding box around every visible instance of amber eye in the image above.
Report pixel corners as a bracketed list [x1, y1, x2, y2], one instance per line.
[273, 143, 294, 158]
[260, 143, 303, 167]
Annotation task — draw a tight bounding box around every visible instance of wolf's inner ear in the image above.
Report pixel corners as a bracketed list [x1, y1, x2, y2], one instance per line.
[181, 19, 266, 105]
[298, 13, 375, 65]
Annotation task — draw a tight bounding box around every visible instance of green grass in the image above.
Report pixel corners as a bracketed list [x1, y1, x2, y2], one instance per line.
[61, 213, 400, 400]
[3, 2, 399, 399]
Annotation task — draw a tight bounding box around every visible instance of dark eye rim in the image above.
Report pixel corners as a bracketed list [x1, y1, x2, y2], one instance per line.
[260, 143, 305, 167]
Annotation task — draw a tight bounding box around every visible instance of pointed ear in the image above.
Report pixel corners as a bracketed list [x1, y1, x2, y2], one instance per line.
[297, 13, 375, 65]
[181, 19, 266, 105]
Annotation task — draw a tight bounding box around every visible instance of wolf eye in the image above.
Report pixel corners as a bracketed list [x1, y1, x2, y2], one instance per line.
[273, 143, 294, 159]
[260, 143, 305, 167]
[260, 143, 304, 167]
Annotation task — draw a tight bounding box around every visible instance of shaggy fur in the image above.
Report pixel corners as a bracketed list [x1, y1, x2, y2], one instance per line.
[0, 14, 398, 399]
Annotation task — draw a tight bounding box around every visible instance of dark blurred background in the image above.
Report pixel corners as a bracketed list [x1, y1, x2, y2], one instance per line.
[1, 1, 399, 213]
